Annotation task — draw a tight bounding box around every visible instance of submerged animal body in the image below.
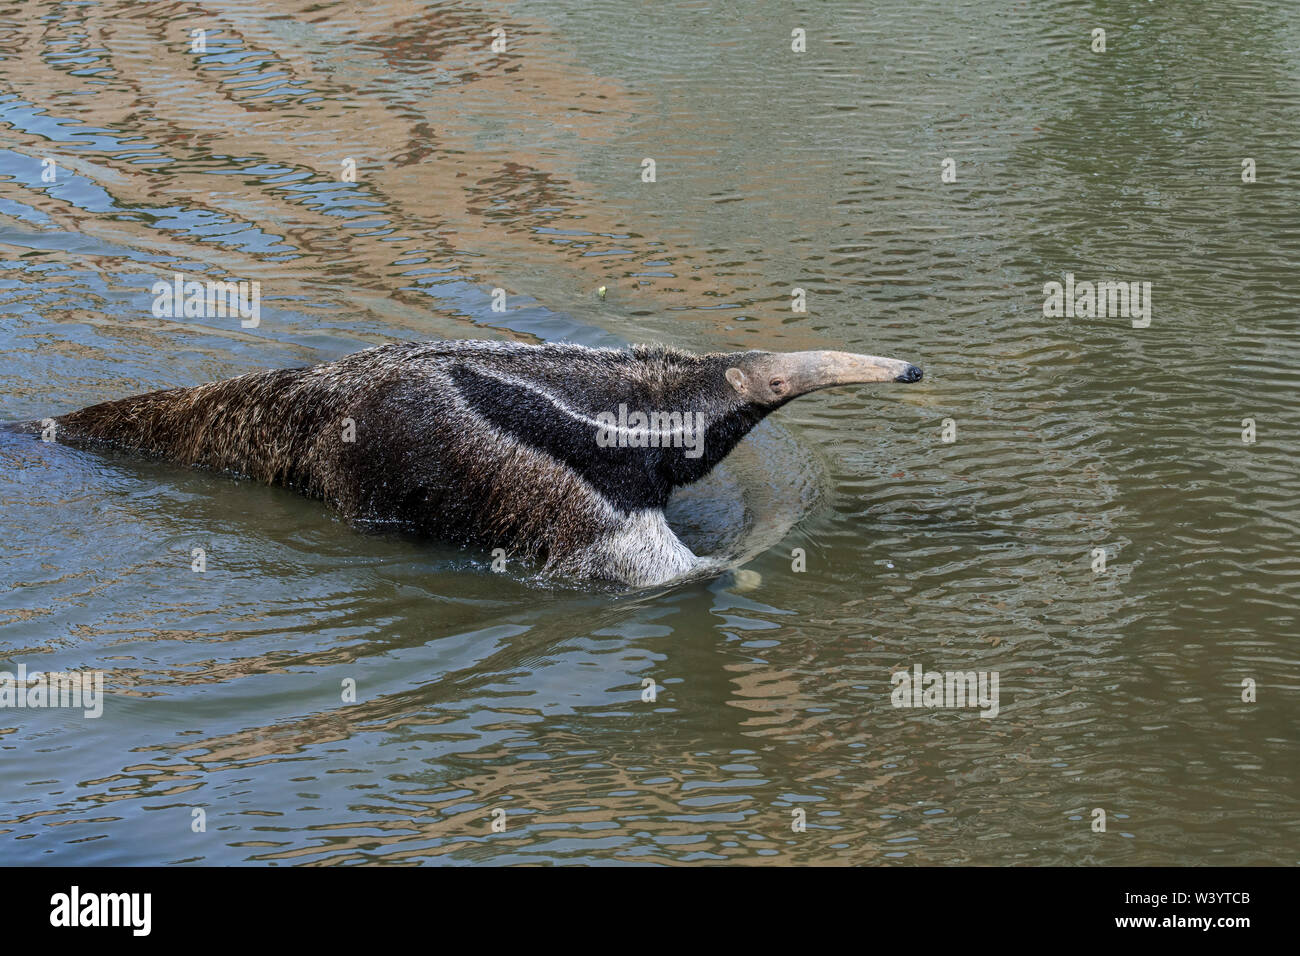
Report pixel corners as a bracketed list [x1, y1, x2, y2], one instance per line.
[33, 340, 922, 587]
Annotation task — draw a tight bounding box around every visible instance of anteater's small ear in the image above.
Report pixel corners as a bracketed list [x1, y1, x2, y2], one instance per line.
[725, 367, 746, 394]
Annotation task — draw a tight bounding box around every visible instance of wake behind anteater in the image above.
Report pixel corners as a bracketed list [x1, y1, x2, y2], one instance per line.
[17, 339, 922, 587]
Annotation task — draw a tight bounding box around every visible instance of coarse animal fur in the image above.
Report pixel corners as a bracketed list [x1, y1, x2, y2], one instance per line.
[22, 340, 921, 587]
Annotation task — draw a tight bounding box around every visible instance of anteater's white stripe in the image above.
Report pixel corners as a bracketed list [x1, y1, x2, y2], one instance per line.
[457, 364, 706, 444]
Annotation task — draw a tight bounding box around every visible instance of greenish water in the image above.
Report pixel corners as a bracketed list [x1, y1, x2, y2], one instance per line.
[0, 0, 1296, 865]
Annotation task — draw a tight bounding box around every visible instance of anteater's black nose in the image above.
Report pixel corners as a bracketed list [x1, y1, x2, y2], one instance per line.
[895, 364, 923, 383]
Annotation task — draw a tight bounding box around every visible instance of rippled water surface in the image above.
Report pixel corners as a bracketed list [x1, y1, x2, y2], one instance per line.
[1, 0, 1297, 865]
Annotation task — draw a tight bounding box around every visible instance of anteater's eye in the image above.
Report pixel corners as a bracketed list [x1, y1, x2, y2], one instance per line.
[769, 378, 786, 393]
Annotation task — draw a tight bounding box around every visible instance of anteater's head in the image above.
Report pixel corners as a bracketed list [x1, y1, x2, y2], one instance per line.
[720, 350, 923, 409]
[616, 346, 924, 500]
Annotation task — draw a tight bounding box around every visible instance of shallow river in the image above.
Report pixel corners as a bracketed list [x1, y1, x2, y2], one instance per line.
[0, 0, 1296, 864]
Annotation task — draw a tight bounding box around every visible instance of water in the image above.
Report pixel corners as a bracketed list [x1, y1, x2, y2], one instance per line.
[1, 0, 1297, 865]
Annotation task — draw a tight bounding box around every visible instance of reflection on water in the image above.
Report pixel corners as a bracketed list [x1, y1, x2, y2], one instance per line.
[1, 0, 1297, 864]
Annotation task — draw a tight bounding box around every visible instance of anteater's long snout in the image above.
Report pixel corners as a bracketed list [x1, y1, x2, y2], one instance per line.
[781, 350, 923, 395]
[895, 362, 923, 383]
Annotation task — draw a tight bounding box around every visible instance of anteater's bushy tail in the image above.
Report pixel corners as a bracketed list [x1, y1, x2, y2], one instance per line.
[42, 367, 339, 490]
